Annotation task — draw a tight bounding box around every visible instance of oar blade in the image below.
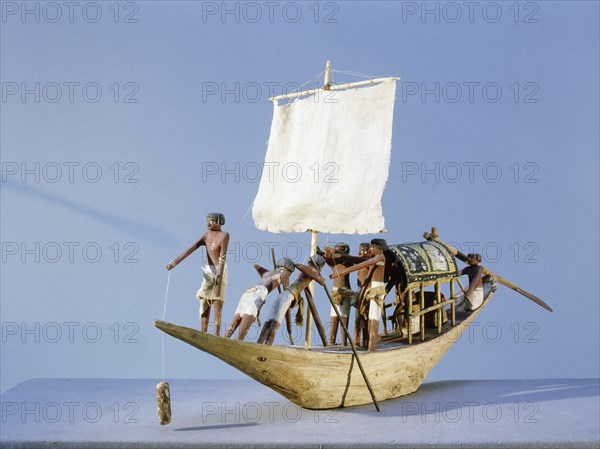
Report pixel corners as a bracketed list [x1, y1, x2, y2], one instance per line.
[514, 286, 553, 312]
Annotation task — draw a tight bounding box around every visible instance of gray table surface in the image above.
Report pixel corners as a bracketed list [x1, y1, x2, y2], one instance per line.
[1, 378, 598, 448]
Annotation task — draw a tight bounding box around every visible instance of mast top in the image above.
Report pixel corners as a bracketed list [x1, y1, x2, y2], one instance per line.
[324, 60, 332, 90]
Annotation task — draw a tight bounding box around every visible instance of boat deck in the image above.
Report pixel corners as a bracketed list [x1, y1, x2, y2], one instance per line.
[290, 310, 471, 354]
[287, 282, 493, 354]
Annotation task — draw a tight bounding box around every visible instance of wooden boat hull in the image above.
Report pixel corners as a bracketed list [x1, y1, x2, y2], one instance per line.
[155, 284, 495, 409]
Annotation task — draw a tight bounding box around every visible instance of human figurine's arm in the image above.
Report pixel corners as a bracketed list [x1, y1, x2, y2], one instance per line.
[465, 265, 484, 299]
[330, 254, 385, 279]
[254, 264, 269, 277]
[357, 264, 376, 289]
[281, 272, 290, 289]
[457, 267, 467, 297]
[214, 232, 230, 297]
[316, 246, 337, 267]
[334, 254, 368, 264]
[166, 236, 205, 270]
[295, 264, 326, 286]
[321, 246, 367, 265]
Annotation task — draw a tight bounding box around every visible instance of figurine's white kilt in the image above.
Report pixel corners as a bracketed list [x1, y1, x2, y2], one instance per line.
[197, 264, 228, 316]
[367, 281, 386, 320]
[234, 285, 268, 318]
[466, 286, 484, 311]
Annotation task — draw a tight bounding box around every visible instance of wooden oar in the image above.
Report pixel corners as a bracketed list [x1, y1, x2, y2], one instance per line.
[455, 277, 467, 294]
[425, 232, 553, 313]
[322, 283, 381, 412]
[303, 289, 328, 348]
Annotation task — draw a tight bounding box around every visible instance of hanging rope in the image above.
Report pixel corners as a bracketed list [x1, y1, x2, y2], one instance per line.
[157, 270, 173, 425]
[161, 270, 171, 381]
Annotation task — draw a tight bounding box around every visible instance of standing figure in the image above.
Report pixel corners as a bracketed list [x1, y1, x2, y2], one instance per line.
[166, 212, 229, 335]
[354, 242, 372, 348]
[258, 255, 326, 345]
[225, 258, 295, 341]
[460, 253, 484, 311]
[330, 239, 389, 351]
[320, 243, 364, 346]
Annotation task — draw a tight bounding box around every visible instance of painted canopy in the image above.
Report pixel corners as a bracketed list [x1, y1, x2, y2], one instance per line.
[388, 241, 459, 288]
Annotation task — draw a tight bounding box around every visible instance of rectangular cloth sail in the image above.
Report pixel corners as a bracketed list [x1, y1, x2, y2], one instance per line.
[252, 78, 397, 234]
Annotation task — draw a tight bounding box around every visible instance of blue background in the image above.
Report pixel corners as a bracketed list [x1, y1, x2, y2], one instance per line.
[1, 1, 598, 393]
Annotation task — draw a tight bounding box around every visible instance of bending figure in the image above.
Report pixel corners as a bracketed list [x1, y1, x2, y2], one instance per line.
[225, 258, 295, 341]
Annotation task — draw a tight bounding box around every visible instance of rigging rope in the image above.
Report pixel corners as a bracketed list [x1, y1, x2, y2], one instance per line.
[241, 200, 254, 224]
[298, 70, 325, 90]
[331, 69, 381, 79]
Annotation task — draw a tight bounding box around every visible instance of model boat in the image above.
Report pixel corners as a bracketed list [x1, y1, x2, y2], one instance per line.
[155, 62, 551, 411]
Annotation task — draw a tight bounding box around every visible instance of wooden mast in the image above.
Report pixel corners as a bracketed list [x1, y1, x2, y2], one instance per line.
[304, 61, 332, 350]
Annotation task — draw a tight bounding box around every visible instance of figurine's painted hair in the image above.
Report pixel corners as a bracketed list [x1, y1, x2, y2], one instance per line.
[467, 253, 482, 262]
[276, 257, 295, 273]
[207, 212, 225, 225]
[370, 238, 388, 250]
[334, 243, 350, 255]
[308, 255, 325, 269]
[358, 242, 370, 249]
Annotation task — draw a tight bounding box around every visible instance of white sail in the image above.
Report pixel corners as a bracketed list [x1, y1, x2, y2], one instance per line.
[252, 78, 397, 234]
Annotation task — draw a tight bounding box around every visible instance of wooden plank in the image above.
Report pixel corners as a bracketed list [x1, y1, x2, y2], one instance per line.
[436, 281, 442, 334]
[407, 287, 412, 345]
[420, 284, 425, 342]
[450, 280, 456, 325]
[413, 299, 455, 317]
